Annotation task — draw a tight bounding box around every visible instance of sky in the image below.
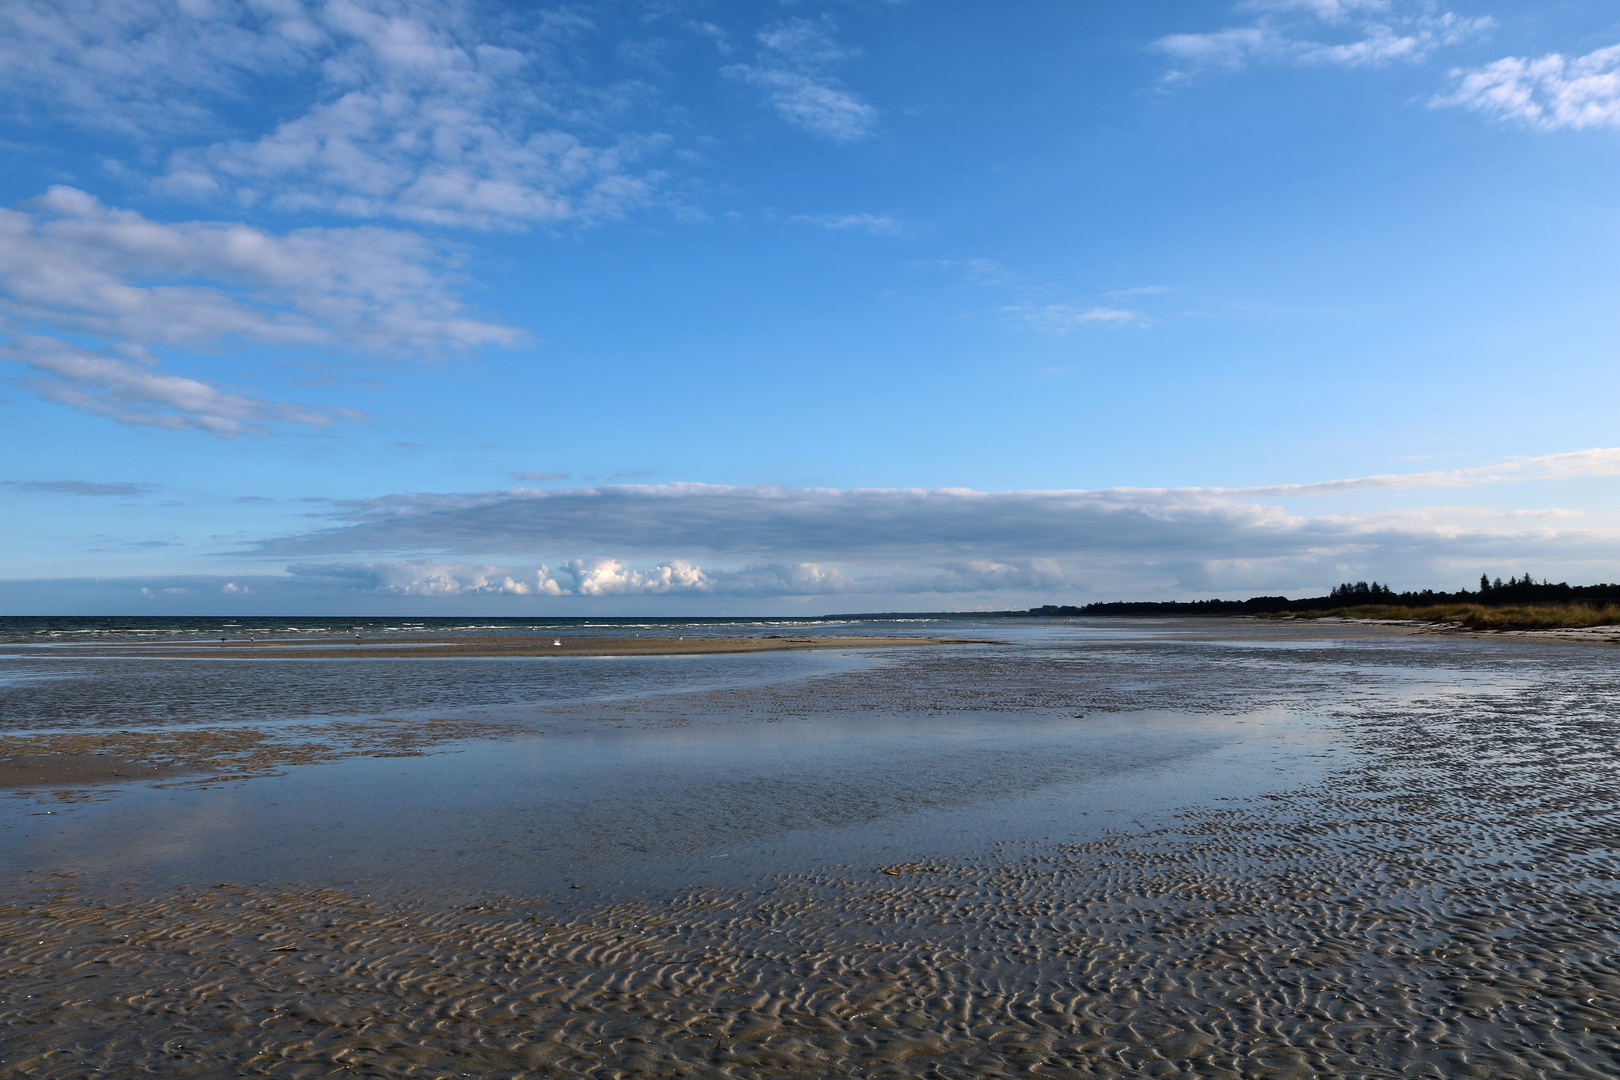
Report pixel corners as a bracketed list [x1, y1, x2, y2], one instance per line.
[1, 0, 1617, 615]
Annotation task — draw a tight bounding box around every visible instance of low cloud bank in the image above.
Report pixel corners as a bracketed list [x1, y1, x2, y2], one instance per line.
[258, 452, 1620, 568]
[8, 454, 1616, 611]
[283, 558, 1070, 598]
[223, 453, 1620, 603]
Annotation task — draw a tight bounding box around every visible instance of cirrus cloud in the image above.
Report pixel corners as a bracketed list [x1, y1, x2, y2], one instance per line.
[723, 16, 877, 141]
[1003, 303, 1146, 332]
[1156, 1, 1493, 78]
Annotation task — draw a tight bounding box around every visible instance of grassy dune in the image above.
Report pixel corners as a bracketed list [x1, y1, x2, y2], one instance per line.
[1282, 602, 1620, 630]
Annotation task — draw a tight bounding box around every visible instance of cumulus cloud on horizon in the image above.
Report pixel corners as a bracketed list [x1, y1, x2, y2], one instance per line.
[216, 449, 1620, 600]
[280, 557, 1078, 599]
[288, 558, 855, 598]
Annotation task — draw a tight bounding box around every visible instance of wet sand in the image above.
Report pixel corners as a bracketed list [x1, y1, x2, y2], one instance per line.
[3, 619, 1619, 1077]
[0, 753, 186, 789]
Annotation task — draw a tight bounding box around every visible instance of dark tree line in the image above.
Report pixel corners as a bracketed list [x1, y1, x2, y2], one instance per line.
[1028, 574, 1620, 617]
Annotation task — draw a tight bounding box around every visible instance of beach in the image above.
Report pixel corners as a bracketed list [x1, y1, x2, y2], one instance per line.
[3, 616, 1619, 1077]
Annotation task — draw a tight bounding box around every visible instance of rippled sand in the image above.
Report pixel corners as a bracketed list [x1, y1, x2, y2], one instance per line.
[3, 621, 1619, 1077]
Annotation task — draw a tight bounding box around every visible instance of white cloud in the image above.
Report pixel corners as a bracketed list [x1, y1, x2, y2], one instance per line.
[723, 17, 877, 141]
[288, 558, 856, 597]
[563, 557, 708, 596]
[1156, 1, 1491, 77]
[792, 212, 900, 235]
[7, 336, 350, 436]
[1238, 1, 1393, 22]
[290, 561, 565, 597]
[282, 556, 1078, 599]
[1221, 447, 1620, 497]
[1, 0, 665, 230]
[0, 187, 521, 353]
[1433, 44, 1620, 131]
[0, 187, 523, 434]
[1004, 303, 1145, 332]
[0, 0, 320, 136]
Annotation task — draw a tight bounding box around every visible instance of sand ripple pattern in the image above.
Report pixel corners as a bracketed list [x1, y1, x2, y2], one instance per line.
[5, 631, 1620, 1077]
[6, 669, 1620, 1080]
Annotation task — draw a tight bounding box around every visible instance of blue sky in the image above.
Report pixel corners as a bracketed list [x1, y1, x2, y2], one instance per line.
[2, 0, 1617, 614]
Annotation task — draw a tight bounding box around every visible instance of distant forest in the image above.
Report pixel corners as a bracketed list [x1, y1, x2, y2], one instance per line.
[1028, 574, 1620, 617]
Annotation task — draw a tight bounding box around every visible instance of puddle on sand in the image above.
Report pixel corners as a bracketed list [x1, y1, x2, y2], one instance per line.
[0, 705, 1332, 900]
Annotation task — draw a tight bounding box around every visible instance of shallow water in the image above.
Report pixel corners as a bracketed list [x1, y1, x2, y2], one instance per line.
[1, 705, 1328, 898]
[0, 618, 1577, 900]
[4, 618, 1620, 1079]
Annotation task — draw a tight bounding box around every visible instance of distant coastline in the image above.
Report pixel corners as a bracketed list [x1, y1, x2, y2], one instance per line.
[1029, 575, 1620, 631]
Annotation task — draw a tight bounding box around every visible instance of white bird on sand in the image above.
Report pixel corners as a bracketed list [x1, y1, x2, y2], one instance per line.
[553, 639, 562, 646]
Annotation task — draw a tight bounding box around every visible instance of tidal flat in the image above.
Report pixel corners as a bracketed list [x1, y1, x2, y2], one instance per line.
[2, 617, 1618, 1078]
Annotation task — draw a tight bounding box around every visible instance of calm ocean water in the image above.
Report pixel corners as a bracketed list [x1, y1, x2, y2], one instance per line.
[0, 613, 1036, 730]
[0, 612, 995, 644]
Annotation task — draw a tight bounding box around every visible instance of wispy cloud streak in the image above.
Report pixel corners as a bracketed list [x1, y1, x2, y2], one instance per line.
[1214, 448, 1620, 497]
[724, 17, 877, 141]
[1156, 1, 1492, 78]
[8, 337, 351, 436]
[4, 479, 155, 497]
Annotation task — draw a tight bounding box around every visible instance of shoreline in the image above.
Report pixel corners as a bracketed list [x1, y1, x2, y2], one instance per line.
[45, 633, 989, 659]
